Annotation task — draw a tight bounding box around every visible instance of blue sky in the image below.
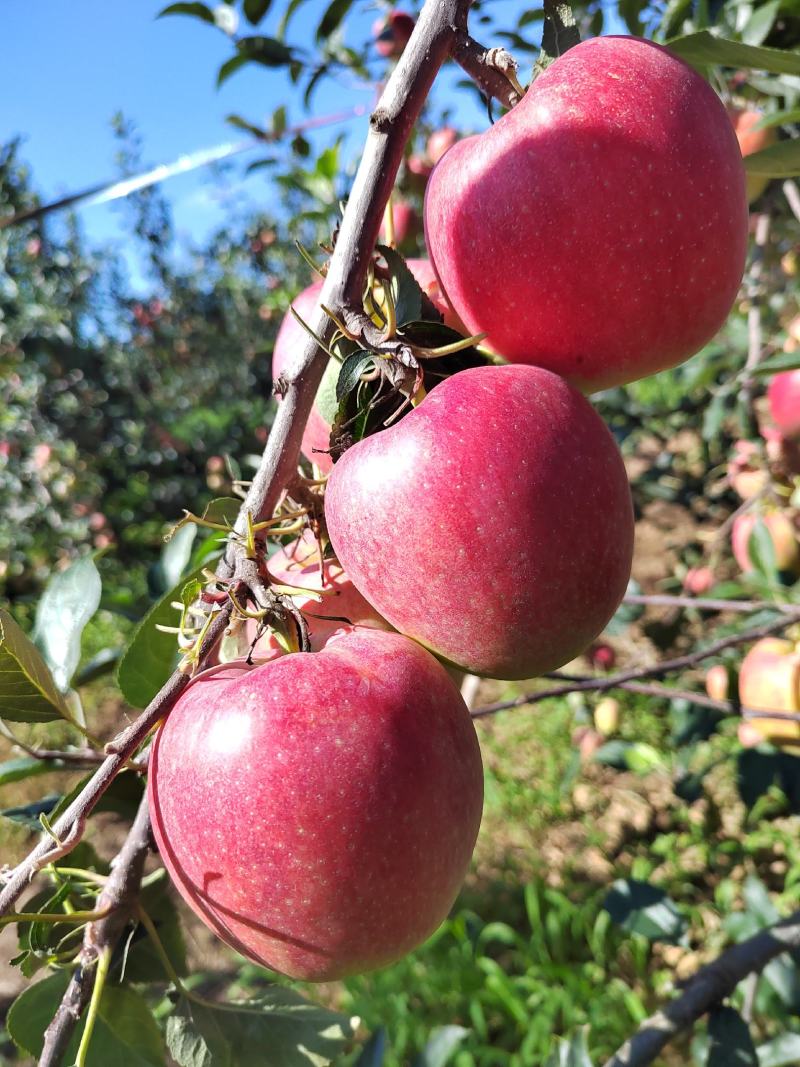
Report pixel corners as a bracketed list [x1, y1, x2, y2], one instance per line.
[2, 1, 625, 286]
[1, 2, 488, 261]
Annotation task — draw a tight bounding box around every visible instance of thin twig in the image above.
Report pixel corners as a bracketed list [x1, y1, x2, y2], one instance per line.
[39, 793, 152, 1067]
[547, 672, 800, 723]
[623, 592, 795, 614]
[471, 607, 800, 719]
[603, 907, 800, 1067]
[740, 212, 771, 434]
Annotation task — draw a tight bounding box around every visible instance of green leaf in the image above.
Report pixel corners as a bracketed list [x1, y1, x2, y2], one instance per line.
[413, 1026, 470, 1067]
[244, 0, 271, 25]
[604, 879, 687, 943]
[73, 647, 122, 687]
[755, 109, 800, 129]
[33, 556, 102, 691]
[743, 875, 780, 925]
[316, 0, 353, 41]
[377, 245, 423, 326]
[336, 351, 375, 405]
[0, 609, 71, 723]
[707, 1006, 757, 1066]
[757, 1032, 800, 1067]
[117, 564, 207, 709]
[750, 351, 800, 377]
[166, 998, 232, 1067]
[355, 1029, 387, 1067]
[666, 31, 800, 76]
[744, 139, 800, 178]
[741, 0, 780, 47]
[0, 757, 52, 787]
[166, 989, 353, 1067]
[624, 742, 666, 775]
[200, 497, 241, 527]
[747, 518, 779, 582]
[124, 880, 188, 983]
[161, 523, 198, 589]
[219, 35, 295, 86]
[158, 1, 216, 23]
[315, 355, 343, 429]
[8, 972, 164, 1065]
[1, 794, 62, 829]
[544, 1028, 593, 1066]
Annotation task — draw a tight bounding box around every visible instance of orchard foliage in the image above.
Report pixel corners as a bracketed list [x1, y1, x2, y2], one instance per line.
[2, 0, 800, 1065]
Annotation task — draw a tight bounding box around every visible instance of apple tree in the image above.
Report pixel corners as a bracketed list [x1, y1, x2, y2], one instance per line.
[2, 0, 800, 1065]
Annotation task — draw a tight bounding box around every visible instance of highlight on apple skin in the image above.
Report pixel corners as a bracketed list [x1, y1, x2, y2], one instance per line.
[325, 364, 634, 680]
[424, 36, 748, 392]
[148, 628, 484, 982]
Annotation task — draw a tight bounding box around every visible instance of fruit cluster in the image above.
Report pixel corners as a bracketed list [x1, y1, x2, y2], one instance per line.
[149, 36, 749, 982]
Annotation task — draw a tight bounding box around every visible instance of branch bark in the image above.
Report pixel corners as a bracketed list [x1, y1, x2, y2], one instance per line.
[471, 606, 800, 719]
[0, 0, 479, 921]
[603, 907, 800, 1067]
[39, 794, 153, 1067]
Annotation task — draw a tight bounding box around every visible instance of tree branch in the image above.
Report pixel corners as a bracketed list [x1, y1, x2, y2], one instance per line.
[39, 793, 152, 1067]
[471, 606, 800, 719]
[0, 0, 478, 919]
[623, 592, 796, 615]
[603, 907, 800, 1067]
[452, 34, 524, 107]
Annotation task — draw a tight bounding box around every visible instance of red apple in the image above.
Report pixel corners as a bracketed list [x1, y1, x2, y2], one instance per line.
[407, 154, 433, 187]
[424, 37, 748, 392]
[727, 439, 767, 501]
[683, 566, 715, 596]
[372, 10, 415, 58]
[727, 106, 777, 203]
[272, 261, 463, 473]
[586, 643, 616, 671]
[248, 530, 389, 658]
[768, 371, 800, 440]
[705, 664, 729, 702]
[739, 637, 800, 746]
[427, 126, 458, 165]
[731, 510, 800, 574]
[325, 364, 634, 679]
[148, 628, 483, 981]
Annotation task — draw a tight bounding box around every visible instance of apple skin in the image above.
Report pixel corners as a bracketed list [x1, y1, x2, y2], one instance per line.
[424, 37, 748, 392]
[325, 364, 634, 680]
[705, 664, 729, 702]
[683, 566, 715, 596]
[373, 10, 415, 58]
[248, 531, 390, 658]
[731, 511, 800, 574]
[738, 637, 800, 746]
[768, 371, 800, 440]
[427, 126, 458, 165]
[272, 261, 464, 473]
[148, 628, 483, 982]
[727, 107, 777, 203]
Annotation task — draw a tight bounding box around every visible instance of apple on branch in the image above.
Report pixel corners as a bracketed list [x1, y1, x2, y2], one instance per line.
[325, 364, 634, 679]
[424, 36, 748, 392]
[148, 628, 484, 981]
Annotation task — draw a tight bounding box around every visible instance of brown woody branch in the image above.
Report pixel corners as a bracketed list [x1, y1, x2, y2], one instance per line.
[548, 671, 800, 724]
[622, 591, 797, 615]
[39, 793, 152, 1067]
[603, 907, 800, 1067]
[471, 606, 800, 719]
